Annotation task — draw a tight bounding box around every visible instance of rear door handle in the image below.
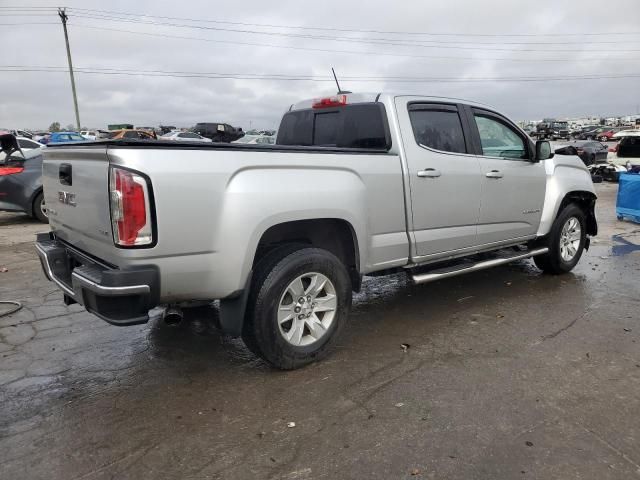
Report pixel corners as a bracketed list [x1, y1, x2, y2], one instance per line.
[485, 170, 503, 179]
[417, 168, 441, 178]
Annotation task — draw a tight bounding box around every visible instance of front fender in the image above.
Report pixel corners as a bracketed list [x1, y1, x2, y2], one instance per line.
[537, 155, 596, 237]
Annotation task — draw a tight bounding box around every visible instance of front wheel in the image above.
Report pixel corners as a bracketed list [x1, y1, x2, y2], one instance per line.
[534, 204, 587, 274]
[599, 136, 608, 142]
[243, 246, 352, 369]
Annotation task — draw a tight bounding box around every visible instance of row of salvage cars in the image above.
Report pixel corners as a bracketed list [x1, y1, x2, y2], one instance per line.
[555, 130, 640, 183]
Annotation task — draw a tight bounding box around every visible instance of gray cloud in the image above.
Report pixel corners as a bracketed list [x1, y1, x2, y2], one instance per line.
[1, 0, 639, 130]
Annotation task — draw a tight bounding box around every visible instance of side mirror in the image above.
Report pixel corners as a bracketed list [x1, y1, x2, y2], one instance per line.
[535, 140, 554, 161]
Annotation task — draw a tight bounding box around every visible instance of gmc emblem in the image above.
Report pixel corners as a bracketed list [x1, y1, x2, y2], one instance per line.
[58, 191, 77, 207]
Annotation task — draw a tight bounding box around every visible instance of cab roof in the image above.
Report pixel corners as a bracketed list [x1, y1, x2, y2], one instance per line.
[289, 92, 497, 112]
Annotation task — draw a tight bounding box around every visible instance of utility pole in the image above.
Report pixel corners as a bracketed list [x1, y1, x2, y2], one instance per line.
[58, 8, 81, 132]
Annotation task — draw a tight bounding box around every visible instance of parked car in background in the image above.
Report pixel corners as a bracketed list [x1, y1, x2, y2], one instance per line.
[192, 122, 244, 142]
[565, 140, 609, 165]
[159, 125, 177, 135]
[613, 129, 640, 139]
[160, 131, 212, 142]
[533, 119, 569, 140]
[616, 135, 640, 166]
[574, 126, 603, 140]
[570, 125, 599, 139]
[596, 127, 625, 142]
[47, 132, 87, 144]
[17, 136, 46, 151]
[0, 133, 47, 222]
[81, 130, 97, 140]
[233, 135, 276, 145]
[555, 140, 623, 182]
[135, 127, 156, 135]
[81, 130, 110, 140]
[1, 128, 35, 139]
[108, 129, 157, 140]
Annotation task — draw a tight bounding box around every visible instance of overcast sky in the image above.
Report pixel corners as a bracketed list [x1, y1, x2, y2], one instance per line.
[1, 0, 639, 130]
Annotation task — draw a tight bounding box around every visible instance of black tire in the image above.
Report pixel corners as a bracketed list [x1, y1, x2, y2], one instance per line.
[243, 246, 352, 370]
[534, 204, 587, 274]
[32, 192, 48, 223]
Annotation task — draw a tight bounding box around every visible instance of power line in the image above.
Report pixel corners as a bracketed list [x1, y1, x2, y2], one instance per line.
[67, 12, 640, 53]
[2, 66, 638, 83]
[3, 18, 634, 63]
[0, 22, 58, 25]
[3, 6, 640, 40]
[70, 24, 638, 63]
[63, 6, 640, 38]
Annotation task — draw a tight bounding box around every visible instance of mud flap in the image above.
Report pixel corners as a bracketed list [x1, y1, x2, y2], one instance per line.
[218, 270, 253, 337]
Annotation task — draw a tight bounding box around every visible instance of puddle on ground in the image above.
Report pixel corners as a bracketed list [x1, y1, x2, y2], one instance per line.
[611, 234, 640, 256]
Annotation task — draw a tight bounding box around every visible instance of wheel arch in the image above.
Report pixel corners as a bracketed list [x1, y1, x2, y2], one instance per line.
[219, 217, 361, 338]
[251, 218, 361, 291]
[558, 191, 598, 236]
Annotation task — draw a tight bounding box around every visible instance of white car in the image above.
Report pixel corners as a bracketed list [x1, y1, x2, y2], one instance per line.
[233, 135, 276, 145]
[613, 129, 640, 139]
[160, 131, 212, 142]
[81, 130, 110, 140]
[16, 136, 46, 151]
[81, 130, 98, 140]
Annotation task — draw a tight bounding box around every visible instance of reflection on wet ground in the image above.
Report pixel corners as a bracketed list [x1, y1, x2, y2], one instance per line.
[611, 232, 640, 256]
[1, 183, 639, 479]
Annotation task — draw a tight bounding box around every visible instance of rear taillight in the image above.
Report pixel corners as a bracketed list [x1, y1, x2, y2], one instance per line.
[109, 167, 153, 247]
[312, 94, 347, 109]
[0, 167, 24, 176]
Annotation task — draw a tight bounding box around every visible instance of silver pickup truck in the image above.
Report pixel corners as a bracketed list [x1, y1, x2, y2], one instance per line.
[35, 93, 597, 369]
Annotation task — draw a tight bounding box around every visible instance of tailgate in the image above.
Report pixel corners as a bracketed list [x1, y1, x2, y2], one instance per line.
[42, 146, 116, 260]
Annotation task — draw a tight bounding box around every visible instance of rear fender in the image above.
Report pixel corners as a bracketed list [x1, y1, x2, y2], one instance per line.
[216, 166, 369, 296]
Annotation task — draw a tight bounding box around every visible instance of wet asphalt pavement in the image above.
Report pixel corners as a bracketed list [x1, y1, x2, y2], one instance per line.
[1, 183, 639, 479]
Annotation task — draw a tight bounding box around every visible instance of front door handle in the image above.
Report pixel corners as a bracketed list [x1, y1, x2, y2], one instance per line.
[485, 170, 503, 179]
[417, 168, 441, 178]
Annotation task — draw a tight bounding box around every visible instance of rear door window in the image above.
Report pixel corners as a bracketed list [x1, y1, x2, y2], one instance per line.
[408, 104, 467, 154]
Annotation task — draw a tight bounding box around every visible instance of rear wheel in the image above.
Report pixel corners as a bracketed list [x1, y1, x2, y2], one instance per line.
[32, 192, 48, 223]
[243, 246, 352, 369]
[534, 204, 586, 274]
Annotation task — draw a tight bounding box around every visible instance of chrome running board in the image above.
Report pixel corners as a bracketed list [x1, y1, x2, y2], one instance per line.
[411, 247, 549, 285]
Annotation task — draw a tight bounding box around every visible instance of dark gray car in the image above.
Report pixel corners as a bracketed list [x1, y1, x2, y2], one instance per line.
[0, 133, 47, 222]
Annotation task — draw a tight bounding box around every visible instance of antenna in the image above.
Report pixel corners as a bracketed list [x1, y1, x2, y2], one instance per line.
[331, 68, 351, 95]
